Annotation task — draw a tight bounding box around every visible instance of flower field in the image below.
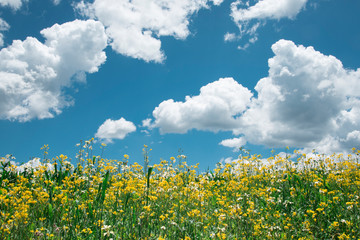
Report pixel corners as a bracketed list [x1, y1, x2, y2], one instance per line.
[1, 141, 360, 239]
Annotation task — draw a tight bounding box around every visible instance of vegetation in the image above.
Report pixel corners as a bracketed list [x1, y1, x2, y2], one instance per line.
[1, 139, 360, 239]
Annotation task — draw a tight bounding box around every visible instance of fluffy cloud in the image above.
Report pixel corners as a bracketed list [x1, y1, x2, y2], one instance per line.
[0, 0, 27, 10]
[142, 118, 152, 128]
[0, 19, 107, 121]
[231, 0, 308, 21]
[236, 39, 360, 153]
[228, 0, 308, 48]
[219, 137, 246, 151]
[76, 0, 223, 62]
[148, 77, 252, 133]
[95, 118, 137, 142]
[148, 40, 360, 154]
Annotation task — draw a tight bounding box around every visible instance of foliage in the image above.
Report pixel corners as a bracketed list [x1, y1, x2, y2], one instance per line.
[0, 141, 360, 239]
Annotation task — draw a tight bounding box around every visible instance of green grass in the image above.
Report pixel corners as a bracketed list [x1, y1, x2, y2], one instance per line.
[0, 142, 359, 239]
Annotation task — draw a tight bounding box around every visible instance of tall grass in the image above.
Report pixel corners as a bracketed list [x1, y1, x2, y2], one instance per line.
[0, 140, 359, 239]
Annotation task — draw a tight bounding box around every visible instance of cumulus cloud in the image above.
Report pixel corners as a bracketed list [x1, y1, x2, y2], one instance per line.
[95, 118, 137, 142]
[231, 0, 308, 21]
[0, 19, 107, 121]
[147, 40, 360, 154]
[228, 0, 308, 48]
[76, 0, 223, 62]
[148, 77, 252, 134]
[236, 39, 360, 153]
[219, 137, 246, 151]
[0, 0, 27, 10]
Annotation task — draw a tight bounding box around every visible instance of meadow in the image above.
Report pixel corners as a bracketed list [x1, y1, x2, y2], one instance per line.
[0, 139, 359, 239]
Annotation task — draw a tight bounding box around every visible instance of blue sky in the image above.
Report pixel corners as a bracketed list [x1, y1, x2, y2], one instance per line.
[1, 0, 360, 169]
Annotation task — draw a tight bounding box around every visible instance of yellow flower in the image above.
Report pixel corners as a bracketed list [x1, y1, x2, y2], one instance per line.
[143, 205, 151, 212]
[331, 221, 339, 228]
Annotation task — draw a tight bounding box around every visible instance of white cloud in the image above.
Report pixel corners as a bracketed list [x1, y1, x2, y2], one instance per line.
[0, 0, 27, 10]
[219, 137, 246, 151]
[228, 0, 308, 47]
[149, 77, 252, 134]
[231, 0, 308, 21]
[0, 19, 107, 121]
[16, 157, 55, 173]
[0, 33, 4, 47]
[235, 39, 360, 153]
[95, 118, 137, 142]
[147, 39, 360, 154]
[224, 32, 237, 42]
[76, 0, 223, 62]
[0, 18, 10, 47]
[52, 0, 60, 5]
[0, 18, 9, 31]
[220, 157, 235, 164]
[142, 118, 152, 128]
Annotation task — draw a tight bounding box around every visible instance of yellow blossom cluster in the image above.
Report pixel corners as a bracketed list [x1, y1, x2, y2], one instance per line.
[0, 144, 360, 239]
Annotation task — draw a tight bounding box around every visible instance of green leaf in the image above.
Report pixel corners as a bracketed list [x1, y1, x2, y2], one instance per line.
[88, 202, 93, 220]
[147, 167, 153, 189]
[48, 204, 53, 219]
[97, 171, 110, 204]
[45, 170, 50, 181]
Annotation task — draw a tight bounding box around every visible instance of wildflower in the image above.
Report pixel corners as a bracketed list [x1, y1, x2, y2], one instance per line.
[143, 205, 151, 212]
[102, 225, 114, 237]
[338, 233, 350, 240]
[331, 221, 339, 228]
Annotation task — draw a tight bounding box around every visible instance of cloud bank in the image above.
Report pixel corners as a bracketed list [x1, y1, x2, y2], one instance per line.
[227, 0, 308, 48]
[76, 0, 223, 62]
[238, 39, 360, 153]
[1, 0, 224, 122]
[148, 39, 360, 153]
[0, 19, 107, 121]
[95, 118, 137, 142]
